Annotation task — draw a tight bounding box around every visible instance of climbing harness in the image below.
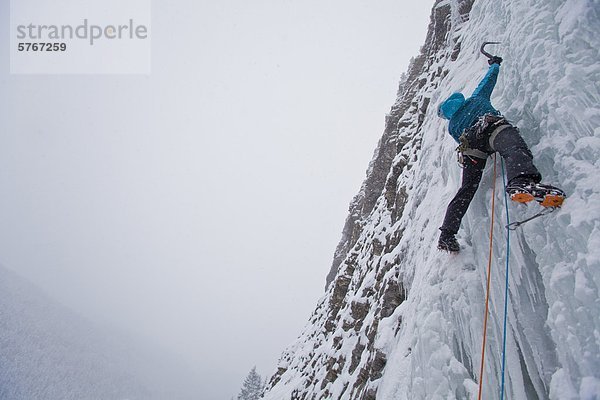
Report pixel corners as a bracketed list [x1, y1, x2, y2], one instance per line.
[456, 114, 512, 167]
[456, 134, 489, 165]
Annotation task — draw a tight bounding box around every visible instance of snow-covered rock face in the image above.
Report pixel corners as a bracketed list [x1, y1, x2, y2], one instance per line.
[263, 0, 599, 399]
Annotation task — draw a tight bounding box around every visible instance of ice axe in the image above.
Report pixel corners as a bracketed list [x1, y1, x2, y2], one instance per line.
[480, 41, 501, 59]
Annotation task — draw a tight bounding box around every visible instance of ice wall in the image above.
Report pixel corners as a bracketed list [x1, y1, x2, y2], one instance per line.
[263, 0, 599, 399]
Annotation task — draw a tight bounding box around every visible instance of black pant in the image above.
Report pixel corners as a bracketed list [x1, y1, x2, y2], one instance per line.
[440, 126, 541, 234]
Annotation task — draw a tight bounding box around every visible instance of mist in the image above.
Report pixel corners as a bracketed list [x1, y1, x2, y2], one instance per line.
[0, 1, 431, 398]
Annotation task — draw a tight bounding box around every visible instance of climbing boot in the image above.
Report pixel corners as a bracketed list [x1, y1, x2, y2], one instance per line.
[506, 179, 566, 207]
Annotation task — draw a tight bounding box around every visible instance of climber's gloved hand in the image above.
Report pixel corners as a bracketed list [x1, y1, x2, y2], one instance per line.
[488, 56, 503, 65]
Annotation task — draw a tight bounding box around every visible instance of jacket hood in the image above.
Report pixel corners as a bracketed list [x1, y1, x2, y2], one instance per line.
[438, 92, 465, 120]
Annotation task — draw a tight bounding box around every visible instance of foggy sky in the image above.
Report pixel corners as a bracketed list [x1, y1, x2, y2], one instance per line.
[0, 1, 431, 398]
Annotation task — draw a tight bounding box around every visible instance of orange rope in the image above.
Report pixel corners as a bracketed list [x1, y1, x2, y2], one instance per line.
[478, 153, 497, 400]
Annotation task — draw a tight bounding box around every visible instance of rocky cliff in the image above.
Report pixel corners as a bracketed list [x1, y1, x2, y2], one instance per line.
[263, 0, 599, 399]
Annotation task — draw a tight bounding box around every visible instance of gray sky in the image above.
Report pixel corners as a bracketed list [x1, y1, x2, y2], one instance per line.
[1, 1, 431, 398]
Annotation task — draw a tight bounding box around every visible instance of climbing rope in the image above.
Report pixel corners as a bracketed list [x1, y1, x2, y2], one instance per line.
[477, 156, 512, 399]
[500, 159, 511, 399]
[478, 153, 497, 400]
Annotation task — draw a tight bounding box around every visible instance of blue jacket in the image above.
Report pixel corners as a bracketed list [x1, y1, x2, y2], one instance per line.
[438, 64, 501, 142]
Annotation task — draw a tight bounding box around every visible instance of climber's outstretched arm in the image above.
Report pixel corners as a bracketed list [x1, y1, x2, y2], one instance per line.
[471, 63, 500, 100]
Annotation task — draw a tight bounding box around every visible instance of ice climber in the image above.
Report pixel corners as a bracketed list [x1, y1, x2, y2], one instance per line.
[436, 54, 565, 253]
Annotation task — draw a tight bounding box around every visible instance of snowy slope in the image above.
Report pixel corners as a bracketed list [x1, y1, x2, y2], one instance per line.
[0, 265, 202, 400]
[263, 0, 600, 399]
